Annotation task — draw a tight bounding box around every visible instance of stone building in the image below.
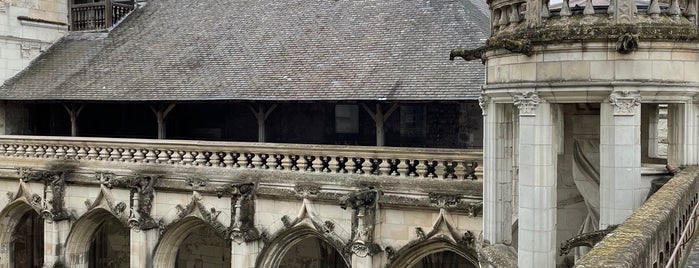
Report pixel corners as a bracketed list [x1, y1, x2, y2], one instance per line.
[450, 0, 699, 266]
[0, 0, 489, 267]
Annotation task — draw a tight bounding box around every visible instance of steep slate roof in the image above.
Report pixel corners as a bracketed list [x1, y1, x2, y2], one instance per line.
[1, 0, 488, 101]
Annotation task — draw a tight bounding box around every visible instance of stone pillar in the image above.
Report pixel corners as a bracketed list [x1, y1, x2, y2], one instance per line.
[43, 220, 70, 267]
[667, 101, 699, 166]
[600, 91, 642, 229]
[231, 240, 261, 268]
[514, 92, 557, 267]
[352, 255, 374, 268]
[481, 94, 514, 244]
[130, 228, 158, 268]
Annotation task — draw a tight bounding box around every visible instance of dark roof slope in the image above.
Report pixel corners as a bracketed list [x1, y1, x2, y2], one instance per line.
[1, 0, 488, 101]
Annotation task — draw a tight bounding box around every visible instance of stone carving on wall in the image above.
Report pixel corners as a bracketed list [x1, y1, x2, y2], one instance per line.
[340, 188, 382, 258]
[216, 182, 261, 244]
[477, 240, 518, 268]
[616, 34, 639, 54]
[6, 178, 43, 212]
[609, 91, 641, 116]
[559, 225, 618, 256]
[84, 182, 128, 223]
[513, 91, 541, 116]
[478, 94, 491, 116]
[18, 168, 68, 222]
[108, 174, 158, 230]
[428, 193, 461, 208]
[294, 184, 320, 197]
[172, 192, 228, 238]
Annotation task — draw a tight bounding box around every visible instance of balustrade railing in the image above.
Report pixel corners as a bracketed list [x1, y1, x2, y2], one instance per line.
[575, 166, 699, 268]
[71, 1, 134, 31]
[489, 0, 699, 35]
[0, 136, 482, 180]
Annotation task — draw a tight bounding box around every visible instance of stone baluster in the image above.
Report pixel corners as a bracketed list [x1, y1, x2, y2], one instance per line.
[509, 4, 522, 24]
[397, 159, 409, 177]
[297, 156, 309, 171]
[328, 156, 339, 173]
[687, 0, 697, 22]
[454, 162, 467, 180]
[281, 155, 292, 170]
[498, 7, 509, 27]
[15, 145, 25, 157]
[121, 149, 133, 162]
[180, 151, 194, 165]
[251, 153, 264, 169]
[362, 158, 373, 175]
[526, 0, 543, 26]
[222, 152, 234, 167]
[378, 159, 391, 176]
[35, 146, 45, 158]
[209, 152, 221, 167]
[435, 161, 446, 179]
[312, 156, 323, 172]
[607, 0, 615, 18]
[194, 151, 207, 166]
[559, 0, 572, 19]
[268, 154, 279, 169]
[582, 0, 593, 15]
[668, 0, 681, 18]
[0, 144, 6, 155]
[55, 146, 66, 158]
[541, 0, 550, 19]
[25, 145, 35, 157]
[647, 0, 660, 18]
[415, 160, 427, 178]
[87, 147, 98, 159]
[157, 150, 169, 164]
[109, 148, 121, 161]
[492, 9, 501, 32]
[76, 147, 87, 159]
[145, 150, 157, 163]
[168, 151, 180, 164]
[98, 147, 109, 160]
[240, 153, 251, 168]
[6, 144, 16, 157]
[65, 146, 76, 158]
[44, 146, 55, 158]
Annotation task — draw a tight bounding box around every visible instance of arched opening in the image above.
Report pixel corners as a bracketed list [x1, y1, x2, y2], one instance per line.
[256, 226, 350, 268]
[154, 216, 231, 267]
[278, 237, 348, 268]
[411, 250, 477, 268]
[174, 223, 231, 268]
[11, 209, 43, 268]
[64, 208, 129, 268]
[0, 200, 43, 268]
[388, 239, 479, 268]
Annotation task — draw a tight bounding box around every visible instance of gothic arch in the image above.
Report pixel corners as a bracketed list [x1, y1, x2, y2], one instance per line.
[256, 225, 350, 268]
[387, 238, 479, 268]
[0, 199, 41, 267]
[63, 207, 127, 268]
[152, 215, 229, 267]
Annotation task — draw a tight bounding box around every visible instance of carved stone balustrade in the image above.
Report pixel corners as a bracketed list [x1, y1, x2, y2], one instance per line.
[0, 136, 482, 180]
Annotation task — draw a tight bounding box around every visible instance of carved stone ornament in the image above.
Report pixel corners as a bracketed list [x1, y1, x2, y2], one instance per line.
[341, 188, 382, 258]
[109, 175, 158, 230]
[428, 193, 461, 208]
[217, 182, 260, 245]
[513, 91, 541, 116]
[478, 94, 491, 116]
[171, 194, 228, 239]
[559, 225, 618, 256]
[294, 184, 321, 197]
[185, 177, 209, 189]
[468, 202, 484, 217]
[95, 171, 116, 185]
[18, 169, 69, 222]
[608, 91, 641, 116]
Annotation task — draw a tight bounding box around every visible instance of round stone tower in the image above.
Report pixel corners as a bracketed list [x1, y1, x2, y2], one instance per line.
[453, 0, 699, 266]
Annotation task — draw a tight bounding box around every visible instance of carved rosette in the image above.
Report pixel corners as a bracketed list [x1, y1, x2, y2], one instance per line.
[513, 91, 541, 116]
[478, 94, 491, 116]
[608, 91, 641, 116]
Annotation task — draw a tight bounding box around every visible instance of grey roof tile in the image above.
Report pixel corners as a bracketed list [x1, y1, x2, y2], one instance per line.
[1, 0, 488, 101]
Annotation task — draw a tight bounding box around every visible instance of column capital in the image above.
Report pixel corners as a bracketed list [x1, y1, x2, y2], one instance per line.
[608, 91, 641, 116]
[478, 94, 491, 116]
[513, 91, 540, 116]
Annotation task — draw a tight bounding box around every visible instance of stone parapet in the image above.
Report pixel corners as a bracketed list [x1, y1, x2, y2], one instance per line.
[574, 166, 699, 267]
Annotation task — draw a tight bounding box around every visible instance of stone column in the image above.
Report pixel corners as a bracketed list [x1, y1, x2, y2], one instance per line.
[43, 220, 70, 267]
[231, 240, 261, 268]
[667, 101, 699, 166]
[481, 94, 514, 244]
[514, 92, 557, 267]
[600, 91, 642, 229]
[130, 228, 158, 268]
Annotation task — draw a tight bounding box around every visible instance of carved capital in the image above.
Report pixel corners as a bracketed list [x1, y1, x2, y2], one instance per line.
[478, 94, 491, 116]
[608, 91, 641, 116]
[513, 91, 541, 116]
